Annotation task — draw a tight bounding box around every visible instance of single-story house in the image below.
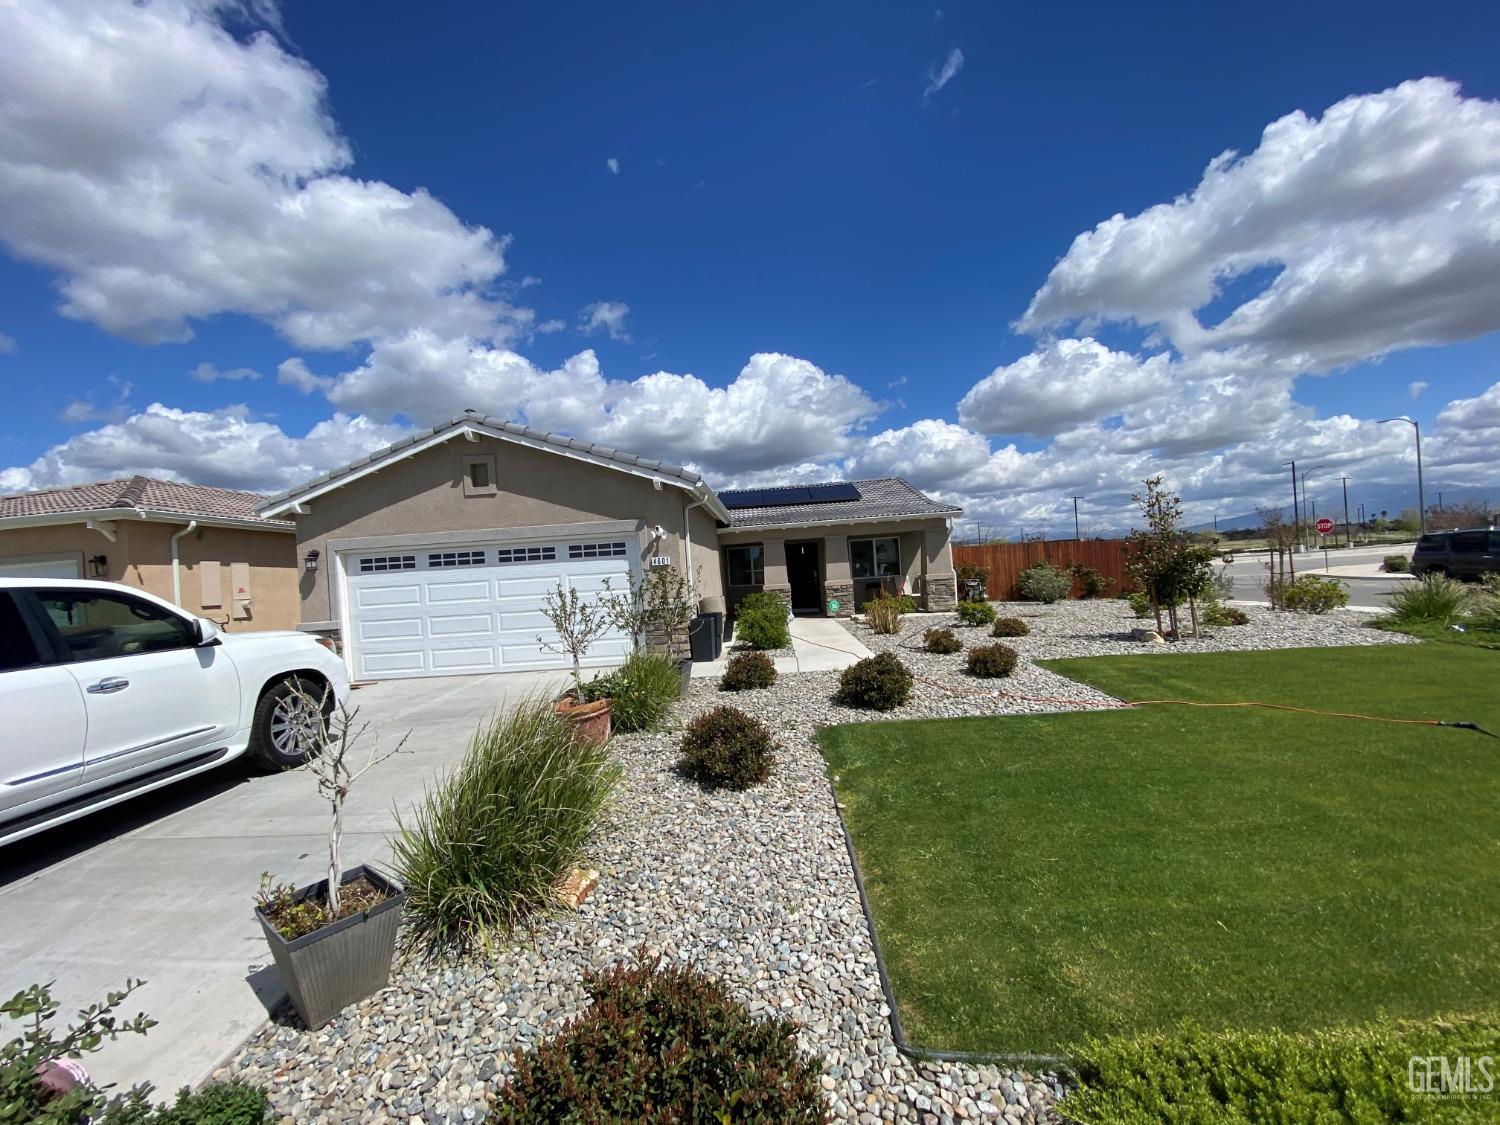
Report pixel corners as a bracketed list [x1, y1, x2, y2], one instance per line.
[0, 476, 299, 632]
[256, 410, 962, 681]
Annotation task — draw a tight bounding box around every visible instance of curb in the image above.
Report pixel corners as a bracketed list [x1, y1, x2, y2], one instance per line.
[825, 774, 1070, 1071]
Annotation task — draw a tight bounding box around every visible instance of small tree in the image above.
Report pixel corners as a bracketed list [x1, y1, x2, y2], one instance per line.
[1125, 477, 1215, 639]
[293, 690, 410, 918]
[1258, 505, 1300, 609]
[539, 584, 614, 700]
[603, 565, 695, 654]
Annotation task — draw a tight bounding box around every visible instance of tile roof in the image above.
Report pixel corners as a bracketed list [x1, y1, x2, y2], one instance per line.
[257, 409, 712, 513]
[718, 478, 963, 529]
[0, 476, 292, 528]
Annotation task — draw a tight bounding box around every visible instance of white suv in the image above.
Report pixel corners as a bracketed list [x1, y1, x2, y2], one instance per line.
[0, 578, 349, 846]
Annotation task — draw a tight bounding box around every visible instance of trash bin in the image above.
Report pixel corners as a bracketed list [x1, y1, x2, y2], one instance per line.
[706, 610, 724, 659]
[688, 613, 717, 663]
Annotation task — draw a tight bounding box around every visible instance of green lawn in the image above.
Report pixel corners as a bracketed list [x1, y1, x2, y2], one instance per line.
[817, 644, 1500, 1057]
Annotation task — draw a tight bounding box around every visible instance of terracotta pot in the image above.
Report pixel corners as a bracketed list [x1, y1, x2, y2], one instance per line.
[554, 694, 612, 745]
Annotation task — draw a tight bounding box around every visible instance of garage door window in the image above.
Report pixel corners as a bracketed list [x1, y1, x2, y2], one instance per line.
[428, 550, 487, 568]
[495, 545, 557, 564]
[359, 555, 416, 573]
[568, 541, 628, 559]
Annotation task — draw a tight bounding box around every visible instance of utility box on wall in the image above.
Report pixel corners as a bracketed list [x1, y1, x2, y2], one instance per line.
[230, 561, 252, 620]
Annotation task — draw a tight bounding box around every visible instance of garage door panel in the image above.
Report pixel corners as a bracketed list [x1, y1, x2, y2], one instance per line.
[362, 650, 428, 675]
[360, 617, 424, 641]
[347, 538, 634, 681]
[428, 613, 496, 637]
[357, 584, 422, 608]
[430, 646, 499, 671]
[425, 579, 492, 604]
[496, 575, 563, 598]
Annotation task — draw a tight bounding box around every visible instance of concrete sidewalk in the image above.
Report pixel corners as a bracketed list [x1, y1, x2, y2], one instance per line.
[690, 615, 872, 679]
[0, 670, 567, 1099]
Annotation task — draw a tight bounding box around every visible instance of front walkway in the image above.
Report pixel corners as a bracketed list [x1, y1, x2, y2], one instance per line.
[689, 614, 873, 678]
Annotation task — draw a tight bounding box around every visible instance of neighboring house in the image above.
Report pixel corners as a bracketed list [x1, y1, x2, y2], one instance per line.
[256, 410, 962, 682]
[0, 476, 298, 632]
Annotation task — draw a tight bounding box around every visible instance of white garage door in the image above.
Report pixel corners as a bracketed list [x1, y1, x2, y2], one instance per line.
[344, 537, 636, 680]
[0, 556, 81, 579]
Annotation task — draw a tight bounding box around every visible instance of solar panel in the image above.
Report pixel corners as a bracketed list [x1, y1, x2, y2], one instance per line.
[720, 482, 862, 509]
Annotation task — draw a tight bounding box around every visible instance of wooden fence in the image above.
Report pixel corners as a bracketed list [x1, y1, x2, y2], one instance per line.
[952, 539, 1136, 600]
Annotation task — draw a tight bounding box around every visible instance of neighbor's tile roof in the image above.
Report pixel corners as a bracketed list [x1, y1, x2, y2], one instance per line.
[257, 409, 708, 513]
[0, 476, 292, 528]
[719, 478, 963, 529]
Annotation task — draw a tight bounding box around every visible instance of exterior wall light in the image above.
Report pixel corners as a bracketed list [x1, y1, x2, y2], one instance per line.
[304, 549, 320, 572]
[88, 554, 108, 578]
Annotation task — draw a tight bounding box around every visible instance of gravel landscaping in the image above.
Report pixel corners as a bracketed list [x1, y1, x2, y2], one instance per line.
[226, 672, 1066, 1124]
[223, 598, 1412, 1123]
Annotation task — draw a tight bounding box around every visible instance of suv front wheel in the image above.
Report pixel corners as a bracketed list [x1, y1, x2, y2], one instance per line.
[248, 675, 330, 770]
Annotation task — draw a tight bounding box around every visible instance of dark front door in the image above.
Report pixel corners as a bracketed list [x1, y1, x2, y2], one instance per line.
[786, 541, 823, 615]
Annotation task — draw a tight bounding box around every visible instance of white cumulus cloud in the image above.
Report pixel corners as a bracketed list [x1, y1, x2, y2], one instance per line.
[579, 300, 631, 341]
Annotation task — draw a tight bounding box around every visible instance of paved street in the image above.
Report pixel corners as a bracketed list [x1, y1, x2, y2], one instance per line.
[0, 670, 570, 1100]
[1221, 544, 1412, 610]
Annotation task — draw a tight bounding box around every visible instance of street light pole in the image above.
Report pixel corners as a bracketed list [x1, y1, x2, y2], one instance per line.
[1339, 476, 1352, 549]
[1281, 460, 1298, 579]
[1068, 495, 1085, 541]
[1378, 416, 1426, 535]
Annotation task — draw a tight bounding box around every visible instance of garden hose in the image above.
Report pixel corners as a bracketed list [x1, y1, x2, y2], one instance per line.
[910, 674, 1498, 738]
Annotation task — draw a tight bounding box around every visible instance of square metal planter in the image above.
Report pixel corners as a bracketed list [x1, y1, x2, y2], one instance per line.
[255, 864, 405, 1030]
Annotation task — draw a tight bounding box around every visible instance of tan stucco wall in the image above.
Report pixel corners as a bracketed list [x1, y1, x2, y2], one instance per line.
[0, 521, 298, 632]
[288, 434, 725, 624]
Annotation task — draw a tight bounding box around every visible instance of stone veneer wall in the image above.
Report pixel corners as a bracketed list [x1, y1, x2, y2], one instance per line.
[924, 574, 957, 612]
[824, 580, 854, 617]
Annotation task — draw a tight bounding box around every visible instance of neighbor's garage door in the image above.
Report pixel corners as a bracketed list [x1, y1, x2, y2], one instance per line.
[345, 537, 636, 680]
[0, 556, 81, 579]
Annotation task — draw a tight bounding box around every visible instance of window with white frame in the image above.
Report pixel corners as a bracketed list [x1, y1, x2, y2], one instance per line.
[358, 555, 416, 573]
[494, 545, 557, 564]
[427, 550, 487, 568]
[850, 537, 901, 579]
[567, 541, 628, 559]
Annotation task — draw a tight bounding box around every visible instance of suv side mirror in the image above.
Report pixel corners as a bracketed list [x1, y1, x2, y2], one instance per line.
[195, 618, 223, 646]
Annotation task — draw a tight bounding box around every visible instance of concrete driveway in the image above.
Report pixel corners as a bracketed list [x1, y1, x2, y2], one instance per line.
[0, 670, 569, 1099]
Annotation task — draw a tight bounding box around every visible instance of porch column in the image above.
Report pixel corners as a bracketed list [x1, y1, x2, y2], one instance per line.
[823, 534, 853, 617]
[924, 525, 957, 610]
[762, 538, 791, 612]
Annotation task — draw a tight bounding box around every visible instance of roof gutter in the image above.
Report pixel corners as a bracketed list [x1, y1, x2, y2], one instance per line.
[170, 520, 198, 608]
[0, 509, 291, 534]
[718, 510, 965, 535]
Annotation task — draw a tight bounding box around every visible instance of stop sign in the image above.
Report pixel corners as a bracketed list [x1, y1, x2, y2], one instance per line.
[1315, 517, 1334, 535]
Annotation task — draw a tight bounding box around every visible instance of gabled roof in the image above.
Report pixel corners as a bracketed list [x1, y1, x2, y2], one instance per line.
[718, 478, 963, 529]
[0, 476, 292, 530]
[257, 410, 731, 521]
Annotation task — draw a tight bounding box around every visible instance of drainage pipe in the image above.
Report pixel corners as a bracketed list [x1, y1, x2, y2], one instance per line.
[170, 520, 198, 608]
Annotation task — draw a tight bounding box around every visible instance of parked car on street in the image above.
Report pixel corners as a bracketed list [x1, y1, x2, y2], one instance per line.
[1409, 528, 1500, 580]
[0, 578, 348, 846]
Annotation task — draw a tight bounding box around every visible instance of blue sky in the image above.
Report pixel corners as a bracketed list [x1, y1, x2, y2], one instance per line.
[2, 0, 1499, 532]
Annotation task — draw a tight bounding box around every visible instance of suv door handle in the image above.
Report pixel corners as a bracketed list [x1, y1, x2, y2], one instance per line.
[86, 677, 130, 694]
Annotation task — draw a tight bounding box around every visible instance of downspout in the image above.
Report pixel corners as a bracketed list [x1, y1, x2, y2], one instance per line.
[170, 520, 198, 608]
[682, 488, 712, 601]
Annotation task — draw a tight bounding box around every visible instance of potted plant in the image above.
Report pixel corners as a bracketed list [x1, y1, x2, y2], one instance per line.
[255, 689, 410, 1029]
[539, 584, 614, 745]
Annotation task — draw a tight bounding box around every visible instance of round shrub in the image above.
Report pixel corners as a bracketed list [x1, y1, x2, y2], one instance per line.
[1281, 575, 1351, 615]
[1017, 561, 1072, 604]
[991, 616, 1029, 637]
[966, 642, 1018, 678]
[491, 954, 825, 1123]
[720, 650, 777, 691]
[955, 599, 998, 627]
[734, 592, 790, 650]
[678, 705, 774, 789]
[1382, 554, 1410, 573]
[1224, 606, 1250, 625]
[835, 651, 913, 711]
[923, 626, 962, 654]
